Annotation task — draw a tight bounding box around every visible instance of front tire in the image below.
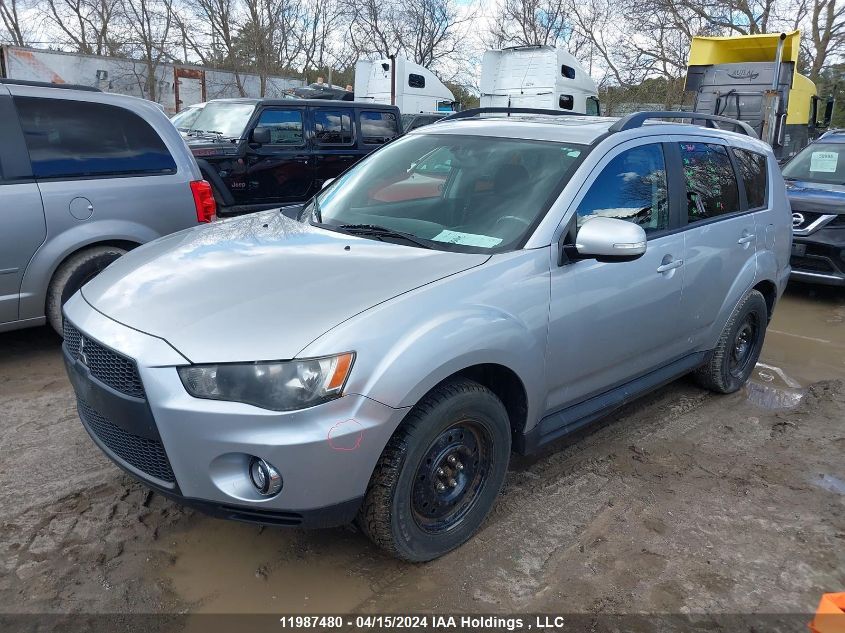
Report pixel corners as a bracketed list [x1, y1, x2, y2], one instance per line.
[694, 289, 768, 394]
[358, 379, 511, 562]
[46, 246, 127, 335]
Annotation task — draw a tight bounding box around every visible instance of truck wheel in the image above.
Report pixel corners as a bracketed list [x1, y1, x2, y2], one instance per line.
[693, 289, 768, 394]
[358, 378, 511, 562]
[46, 246, 126, 335]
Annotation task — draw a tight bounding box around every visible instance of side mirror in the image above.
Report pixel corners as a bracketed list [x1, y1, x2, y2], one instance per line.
[321, 178, 335, 190]
[575, 217, 647, 261]
[251, 127, 271, 145]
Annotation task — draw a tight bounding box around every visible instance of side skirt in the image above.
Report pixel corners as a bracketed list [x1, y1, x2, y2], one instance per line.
[516, 351, 709, 455]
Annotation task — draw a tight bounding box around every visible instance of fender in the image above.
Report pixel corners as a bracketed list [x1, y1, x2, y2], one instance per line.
[701, 252, 761, 350]
[194, 158, 236, 207]
[18, 219, 163, 320]
[297, 249, 552, 435]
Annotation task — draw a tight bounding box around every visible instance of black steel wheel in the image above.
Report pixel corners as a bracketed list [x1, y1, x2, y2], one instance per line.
[358, 378, 511, 562]
[694, 289, 768, 394]
[411, 420, 493, 534]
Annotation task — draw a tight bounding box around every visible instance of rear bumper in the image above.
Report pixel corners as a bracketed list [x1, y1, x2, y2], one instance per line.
[790, 230, 845, 286]
[62, 293, 409, 527]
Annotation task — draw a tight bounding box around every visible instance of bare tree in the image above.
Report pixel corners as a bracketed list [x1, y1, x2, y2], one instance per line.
[176, 0, 246, 94]
[43, 0, 122, 55]
[488, 0, 570, 49]
[120, 0, 174, 101]
[804, 0, 845, 80]
[0, 0, 30, 45]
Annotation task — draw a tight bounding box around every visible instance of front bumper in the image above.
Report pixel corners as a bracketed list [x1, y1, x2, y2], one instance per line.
[790, 229, 845, 286]
[62, 293, 409, 528]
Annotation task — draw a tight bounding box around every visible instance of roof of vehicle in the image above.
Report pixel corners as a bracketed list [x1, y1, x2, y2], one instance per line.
[201, 97, 398, 109]
[415, 111, 769, 149]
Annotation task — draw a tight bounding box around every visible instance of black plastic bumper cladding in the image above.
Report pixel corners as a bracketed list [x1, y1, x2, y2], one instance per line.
[793, 229, 845, 278]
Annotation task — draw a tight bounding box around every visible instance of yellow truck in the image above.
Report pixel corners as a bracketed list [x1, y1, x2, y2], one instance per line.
[685, 31, 832, 160]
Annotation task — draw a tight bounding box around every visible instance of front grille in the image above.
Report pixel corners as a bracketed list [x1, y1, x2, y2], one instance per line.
[791, 210, 823, 230]
[78, 399, 175, 483]
[791, 255, 836, 274]
[64, 321, 145, 398]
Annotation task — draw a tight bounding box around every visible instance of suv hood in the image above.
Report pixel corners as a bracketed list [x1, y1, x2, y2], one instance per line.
[81, 213, 489, 363]
[786, 179, 845, 215]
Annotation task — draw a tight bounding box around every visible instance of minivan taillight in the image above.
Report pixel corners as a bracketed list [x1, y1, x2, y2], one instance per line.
[190, 180, 217, 223]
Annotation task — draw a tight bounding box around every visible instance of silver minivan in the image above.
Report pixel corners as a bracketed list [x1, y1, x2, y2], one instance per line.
[0, 79, 213, 335]
[62, 110, 791, 561]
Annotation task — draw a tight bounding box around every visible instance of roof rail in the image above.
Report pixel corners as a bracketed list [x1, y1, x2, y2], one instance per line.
[0, 78, 101, 92]
[440, 107, 586, 121]
[608, 111, 758, 138]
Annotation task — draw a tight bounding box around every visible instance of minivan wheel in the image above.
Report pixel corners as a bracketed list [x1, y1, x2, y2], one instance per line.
[46, 246, 127, 335]
[358, 378, 511, 562]
[693, 289, 768, 394]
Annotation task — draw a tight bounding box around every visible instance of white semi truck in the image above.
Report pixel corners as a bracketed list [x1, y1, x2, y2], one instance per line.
[354, 57, 456, 114]
[480, 45, 600, 115]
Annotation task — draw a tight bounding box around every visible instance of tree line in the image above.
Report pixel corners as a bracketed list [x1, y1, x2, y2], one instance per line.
[2, 0, 844, 107]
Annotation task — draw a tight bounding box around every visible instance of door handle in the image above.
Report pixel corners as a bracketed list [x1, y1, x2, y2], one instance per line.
[737, 234, 755, 245]
[656, 259, 684, 273]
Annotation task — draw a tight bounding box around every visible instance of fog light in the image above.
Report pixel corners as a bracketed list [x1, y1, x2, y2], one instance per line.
[249, 458, 282, 496]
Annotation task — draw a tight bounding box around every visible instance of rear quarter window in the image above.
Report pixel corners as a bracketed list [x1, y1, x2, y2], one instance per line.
[732, 148, 768, 209]
[361, 111, 399, 144]
[14, 96, 176, 179]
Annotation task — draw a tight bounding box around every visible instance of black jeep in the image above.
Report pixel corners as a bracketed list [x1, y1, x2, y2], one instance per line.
[184, 98, 401, 216]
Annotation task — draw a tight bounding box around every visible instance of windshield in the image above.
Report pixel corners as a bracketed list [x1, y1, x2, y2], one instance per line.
[311, 133, 585, 253]
[782, 142, 845, 185]
[188, 102, 256, 138]
[170, 106, 202, 131]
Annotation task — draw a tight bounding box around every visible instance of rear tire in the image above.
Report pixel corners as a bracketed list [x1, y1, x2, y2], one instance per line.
[46, 246, 126, 335]
[693, 289, 768, 394]
[358, 378, 511, 562]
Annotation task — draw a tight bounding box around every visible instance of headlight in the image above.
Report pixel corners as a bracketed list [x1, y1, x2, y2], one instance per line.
[177, 352, 354, 411]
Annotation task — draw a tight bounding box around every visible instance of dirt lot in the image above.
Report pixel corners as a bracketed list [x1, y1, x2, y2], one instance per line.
[1, 283, 843, 630]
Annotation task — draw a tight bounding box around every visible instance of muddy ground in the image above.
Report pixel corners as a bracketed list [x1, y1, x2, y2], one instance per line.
[0, 283, 843, 630]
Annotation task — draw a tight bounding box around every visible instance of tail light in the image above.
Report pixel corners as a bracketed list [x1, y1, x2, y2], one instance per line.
[190, 180, 217, 223]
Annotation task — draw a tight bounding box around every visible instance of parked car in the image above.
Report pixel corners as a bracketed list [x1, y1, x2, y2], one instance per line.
[184, 98, 401, 216]
[62, 109, 791, 561]
[782, 130, 845, 286]
[401, 111, 449, 132]
[170, 102, 205, 134]
[0, 79, 215, 336]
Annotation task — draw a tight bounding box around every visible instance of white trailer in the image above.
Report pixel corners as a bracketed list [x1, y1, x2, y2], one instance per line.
[480, 45, 600, 115]
[354, 57, 456, 114]
[0, 46, 303, 114]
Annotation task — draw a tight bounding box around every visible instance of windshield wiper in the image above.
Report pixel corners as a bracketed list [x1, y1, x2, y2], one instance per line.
[335, 224, 434, 249]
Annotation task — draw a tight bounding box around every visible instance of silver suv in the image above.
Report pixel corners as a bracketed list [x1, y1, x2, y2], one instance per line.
[62, 109, 791, 561]
[0, 79, 213, 335]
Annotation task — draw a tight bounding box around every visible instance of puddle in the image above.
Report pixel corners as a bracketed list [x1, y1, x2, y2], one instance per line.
[746, 363, 805, 410]
[761, 285, 845, 384]
[812, 473, 845, 496]
[163, 519, 374, 615]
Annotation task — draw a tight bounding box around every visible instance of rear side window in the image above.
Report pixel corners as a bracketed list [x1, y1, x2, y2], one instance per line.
[577, 143, 670, 234]
[559, 95, 574, 110]
[680, 142, 740, 223]
[409, 74, 426, 89]
[255, 108, 304, 145]
[562, 65, 576, 79]
[361, 111, 399, 144]
[313, 109, 353, 145]
[14, 96, 176, 179]
[732, 148, 768, 209]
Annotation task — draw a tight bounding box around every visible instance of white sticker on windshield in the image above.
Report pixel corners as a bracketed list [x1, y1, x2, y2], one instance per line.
[432, 230, 503, 248]
[810, 151, 838, 173]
